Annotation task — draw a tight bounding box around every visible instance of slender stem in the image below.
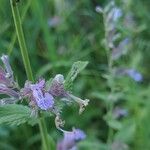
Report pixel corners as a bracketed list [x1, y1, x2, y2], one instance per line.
[39, 117, 50, 150]
[10, 0, 33, 81]
[103, 12, 115, 149]
[8, 0, 32, 55]
[10, 1, 50, 149]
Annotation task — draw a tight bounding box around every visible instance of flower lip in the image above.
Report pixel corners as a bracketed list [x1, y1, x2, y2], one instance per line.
[36, 92, 54, 110]
[27, 79, 55, 110]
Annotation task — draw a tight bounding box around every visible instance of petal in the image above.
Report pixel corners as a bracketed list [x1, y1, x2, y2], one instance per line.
[38, 79, 45, 88]
[37, 93, 54, 110]
[0, 84, 20, 98]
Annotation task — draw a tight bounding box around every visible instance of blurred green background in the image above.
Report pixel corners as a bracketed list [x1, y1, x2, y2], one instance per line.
[0, 0, 150, 150]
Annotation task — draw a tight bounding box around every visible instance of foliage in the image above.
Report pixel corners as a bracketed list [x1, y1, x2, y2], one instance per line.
[0, 104, 32, 126]
[0, 0, 149, 149]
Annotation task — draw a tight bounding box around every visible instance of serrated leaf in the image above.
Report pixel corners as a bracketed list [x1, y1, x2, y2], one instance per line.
[0, 104, 32, 126]
[64, 61, 88, 90]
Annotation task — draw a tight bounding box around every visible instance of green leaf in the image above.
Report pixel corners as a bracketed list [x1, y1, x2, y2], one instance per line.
[107, 119, 122, 130]
[64, 61, 88, 90]
[114, 121, 136, 143]
[0, 104, 32, 126]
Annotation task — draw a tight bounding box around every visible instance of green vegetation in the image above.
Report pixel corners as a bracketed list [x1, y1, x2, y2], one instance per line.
[0, 0, 149, 150]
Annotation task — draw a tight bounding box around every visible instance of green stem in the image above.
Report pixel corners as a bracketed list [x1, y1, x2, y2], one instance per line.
[8, 0, 32, 55]
[103, 12, 115, 149]
[10, 1, 50, 149]
[39, 116, 50, 150]
[10, 0, 33, 81]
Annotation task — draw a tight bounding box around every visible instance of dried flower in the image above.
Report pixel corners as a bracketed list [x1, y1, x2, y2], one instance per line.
[67, 94, 89, 114]
[55, 115, 65, 130]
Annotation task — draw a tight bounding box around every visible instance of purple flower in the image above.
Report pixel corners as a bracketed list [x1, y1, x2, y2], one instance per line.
[113, 107, 128, 119]
[112, 38, 130, 60]
[105, 5, 122, 32]
[115, 68, 143, 82]
[57, 128, 86, 150]
[112, 7, 122, 22]
[0, 66, 9, 86]
[0, 84, 20, 98]
[22, 79, 54, 110]
[105, 1, 122, 23]
[126, 69, 143, 82]
[48, 16, 61, 28]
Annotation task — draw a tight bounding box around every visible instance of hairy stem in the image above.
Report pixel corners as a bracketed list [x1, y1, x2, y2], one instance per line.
[10, 1, 51, 149]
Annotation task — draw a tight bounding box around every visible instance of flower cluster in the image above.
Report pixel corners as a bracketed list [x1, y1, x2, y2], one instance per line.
[21, 74, 89, 114]
[96, 2, 143, 83]
[0, 55, 89, 149]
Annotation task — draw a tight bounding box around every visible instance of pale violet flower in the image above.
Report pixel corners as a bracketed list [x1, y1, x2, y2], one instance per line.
[48, 16, 61, 28]
[57, 128, 86, 150]
[0, 84, 20, 98]
[126, 69, 143, 82]
[22, 79, 54, 110]
[112, 38, 130, 60]
[112, 7, 122, 22]
[0, 55, 20, 105]
[115, 68, 143, 82]
[113, 107, 128, 119]
[30, 80, 54, 110]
